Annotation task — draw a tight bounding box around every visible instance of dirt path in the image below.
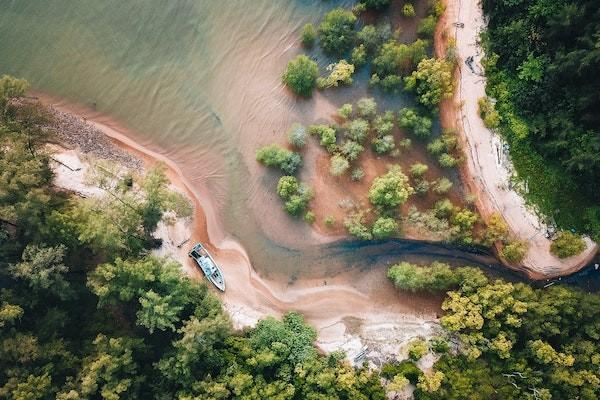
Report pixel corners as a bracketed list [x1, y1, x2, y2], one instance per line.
[41, 93, 441, 364]
[438, 0, 597, 279]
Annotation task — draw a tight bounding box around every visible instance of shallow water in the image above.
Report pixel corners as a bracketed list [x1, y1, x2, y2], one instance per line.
[1, 1, 597, 286]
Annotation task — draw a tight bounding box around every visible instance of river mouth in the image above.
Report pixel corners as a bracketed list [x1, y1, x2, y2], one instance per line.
[2, 0, 598, 290]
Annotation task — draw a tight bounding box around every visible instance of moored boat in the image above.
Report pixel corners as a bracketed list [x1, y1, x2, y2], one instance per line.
[188, 243, 225, 291]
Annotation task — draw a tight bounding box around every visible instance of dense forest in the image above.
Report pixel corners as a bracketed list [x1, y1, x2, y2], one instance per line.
[481, 0, 600, 240]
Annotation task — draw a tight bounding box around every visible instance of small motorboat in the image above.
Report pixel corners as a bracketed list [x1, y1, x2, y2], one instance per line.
[188, 243, 225, 291]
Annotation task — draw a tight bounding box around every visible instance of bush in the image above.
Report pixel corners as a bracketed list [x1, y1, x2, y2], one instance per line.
[432, 177, 453, 194]
[310, 125, 337, 152]
[338, 103, 353, 120]
[372, 217, 398, 239]
[405, 58, 455, 107]
[417, 15, 437, 38]
[484, 213, 509, 245]
[427, 138, 446, 155]
[371, 135, 395, 154]
[356, 97, 378, 119]
[368, 165, 414, 208]
[301, 23, 316, 48]
[318, 8, 357, 55]
[357, 24, 390, 52]
[550, 231, 586, 259]
[410, 163, 429, 178]
[373, 111, 395, 136]
[434, 198, 454, 219]
[398, 108, 432, 139]
[256, 144, 303, 174]
[303, 211, 316, 224]
[373, 39, 429, 78]
[408, 339, 428, 361]
[324, 215, 335, 227]
[351, 45, 367, 68]
[438, 153, 459, 168]
[388, 261, 486, 292]
[277, 176, 300, 199]
[329, 155, 350, 176]
[380, 360, 423, 384]
[345, 118, 369, 143]
[351, 167, 365, 181]
[287, 123, 307, 148]
[414, 179, 430, 196]
[500, 240, 528, 263]
[282, 55, 319, 97]
[276, 176, 313, 217]
[478, 97, 500, 129]
[318, 60, 355, 88]
[340, 140, 364, 161]
[452, 208, 478, 231]
[430, 338, 449, 353]
[344, 211, 373, 240]
[402, 4, 416, 18]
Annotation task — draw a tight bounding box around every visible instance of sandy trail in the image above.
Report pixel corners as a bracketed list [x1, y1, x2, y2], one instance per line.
[438, 0, 597, 279]
[42, 93, 441, 363]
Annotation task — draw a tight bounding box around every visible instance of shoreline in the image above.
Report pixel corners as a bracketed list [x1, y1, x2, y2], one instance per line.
[38, 91, 443, 364]
[436, 0, 598, 280]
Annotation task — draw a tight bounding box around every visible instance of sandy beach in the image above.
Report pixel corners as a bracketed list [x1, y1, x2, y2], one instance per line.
[437, 0, 597, 279]
[42, 92, 442, 364]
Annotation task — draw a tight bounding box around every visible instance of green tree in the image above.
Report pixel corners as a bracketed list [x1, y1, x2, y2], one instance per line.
[368, 165, 414, 208]
[282, 55, 318, 97]
[329, 155, 350, 176]
[0, 75, 29, 116]
[356, 97, 378, 119]
[372, 217, 398, 239]
[408, 339, 428, 360]
[318, 60, 355, 89]
[301, 23, 316, 48]
[277, 176, 300, 199]
[287, 123, 307, 148]
[410, 163, 429, 178]
[372, 135, 395, 154]
[344, 210, 373, 240]
[398, 108, 432, 138]
[550, 231, 586, 258]
[402, 4, 416, 18]
[405, 58, 455, 107]
[345, 118, 370, 143]
[256, 144, 302, 174]
[318, 8, 357, 55]
[341, 140, 364, 161]
[309, 125, 337, 152]
[136, 290, 183, 334]
[500, 240, 528, 263]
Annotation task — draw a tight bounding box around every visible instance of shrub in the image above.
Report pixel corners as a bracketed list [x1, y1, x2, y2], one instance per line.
[408, 339, 428, 361]
[301, 23, 316, 48]
[373, 39, 429, 78]
[303, 211, 316, 224]
[318, 8, 357, 55]
[402, 4, 416, 18]
[398, 138, 412, 150]
[310, 125, 337, 152]
[256, 144, 302, 174]
[500, 240, 528, 263]
[357, 24, 390, 52]
[368, 165, 414, 208]
[410, 163, 429, 178]
[381, 360, 423, 384]
[372, 217, 398, 239]
[438, 153, 459, 168]
[351, 45, 367, 68]
[329, 155, 350, 176]
[318, 60, 355, 88]
[414, 179, 430, 196]
[338, 103, 353, 120]
[434, 198, 454, 219]
[550, 231, 586, 258]
[373, 111, 395, 136]
[432, 177, 453, 194]
[430, 338, 449, 353]
[372, 135, 395, 154]
[356, 97, 378, 119]
[341, 140, 364, 161]
[478, 97, 500, 129]
[398, 108, 432, 139]
[345, 118, 370, 143]
[324, 215, 335, 227]
[351, 167, 365, 181]
[277, 176, 300, 199]
[427, 138, 446, 155]
[287, 123, 307, 148]
[484, 212, 509, 245]
[452, 208, 478, 231]
[282, 55, 318, 97]
[417, 15, 437, 39]
[405, 58, 455, 107]
[344, 211, 373, 240]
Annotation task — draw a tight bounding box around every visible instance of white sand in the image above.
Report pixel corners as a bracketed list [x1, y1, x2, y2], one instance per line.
[445, 0, 597, 278]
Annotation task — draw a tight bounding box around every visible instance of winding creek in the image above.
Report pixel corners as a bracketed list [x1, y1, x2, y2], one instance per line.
[1, 0, 597, 292]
